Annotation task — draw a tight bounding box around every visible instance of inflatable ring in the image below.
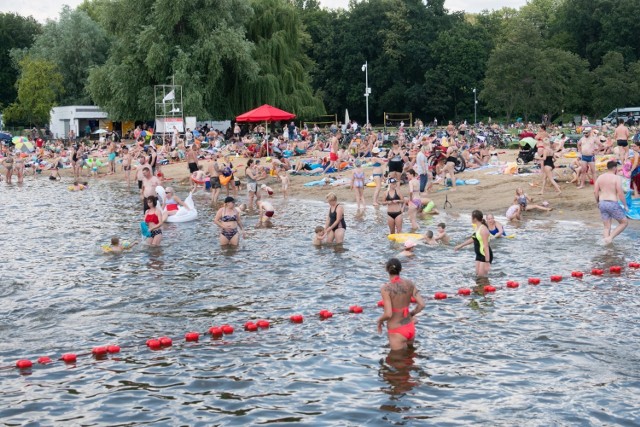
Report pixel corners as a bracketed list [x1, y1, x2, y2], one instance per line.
[191, 176, 206, 185]
[388, 233, 423, 243]
[563, 151, 578, 158]
[365, 182, 377, 187]
[219, 175, 232, 186]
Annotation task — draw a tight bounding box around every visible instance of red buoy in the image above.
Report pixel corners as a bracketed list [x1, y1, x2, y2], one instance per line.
[484, 285, 496, 293]
[457, 288, 471, 296]
[159, 337, 173, 347]
[16, 359, 33, 369]
[628, 262, 640, 268]
[609, 266, 622, 273]
[591, 269, 604, 275]
[209, 327, 223, 337]
[37, 356, 52, 364]
[185, 332, 200, 342]
[146, 339, 161, 349]
[61, 353, 77, 363]
[550, 275, 563, 282]
[571, 271, 584, 278]
[221, 325, 234, 335]
[434, 292, 447, 300]
[319, 310, 333, 319]
[349, 305, 363, 313]
[506, 281, 519, 288]
[377, 300, 384, 307]
[107, 345, 120, 354]
[528, 278, 541, 285]
[92, 346, 108, 356]
[290, 314, 304, 323]
[257, 320, 270, 328]
[244, 322, 258, 332]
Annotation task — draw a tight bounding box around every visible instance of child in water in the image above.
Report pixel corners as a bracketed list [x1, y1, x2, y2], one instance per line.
[107, 236, 138, 253]
[261, 184, 274, 197]
[313, 226, 325, 245]
[422, 230, 439, 246]
[258, 200, 275, 224]
[434, 222, 450, 245]
[398, 240, 417, 257]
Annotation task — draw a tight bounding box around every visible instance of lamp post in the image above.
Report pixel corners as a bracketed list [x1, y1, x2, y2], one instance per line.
[362, 62, 370, 128]
[473, 88, 477, 126]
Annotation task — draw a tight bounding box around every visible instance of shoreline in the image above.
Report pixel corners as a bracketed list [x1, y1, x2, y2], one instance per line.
[40, 148, 629, 228]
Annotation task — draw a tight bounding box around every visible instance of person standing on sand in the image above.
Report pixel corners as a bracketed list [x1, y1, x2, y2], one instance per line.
[324, 133, 339, 173]
[107, 140, 117, 175]
[594, 160, 628, 244]
[613, 118, 630, 163]
[577, 128, 601, 189]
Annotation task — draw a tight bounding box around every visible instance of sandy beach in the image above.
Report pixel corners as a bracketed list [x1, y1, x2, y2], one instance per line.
[54, 148, 613, 226]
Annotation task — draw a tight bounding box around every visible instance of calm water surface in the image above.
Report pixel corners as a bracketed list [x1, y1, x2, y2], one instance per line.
[1, 179, 639, 426]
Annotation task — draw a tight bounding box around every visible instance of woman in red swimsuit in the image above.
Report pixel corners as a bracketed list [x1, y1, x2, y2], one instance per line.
[144, 195, 165, 246]
[377, 258, 426, 351]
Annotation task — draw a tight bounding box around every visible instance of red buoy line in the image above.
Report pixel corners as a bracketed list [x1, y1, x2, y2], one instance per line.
[7, 263, 639, 372]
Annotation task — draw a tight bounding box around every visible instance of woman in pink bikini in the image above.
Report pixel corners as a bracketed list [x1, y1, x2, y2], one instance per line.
[377, 258, 426, 351]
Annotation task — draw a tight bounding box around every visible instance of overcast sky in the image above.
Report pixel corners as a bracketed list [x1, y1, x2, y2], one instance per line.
[2, 0, 528, 23]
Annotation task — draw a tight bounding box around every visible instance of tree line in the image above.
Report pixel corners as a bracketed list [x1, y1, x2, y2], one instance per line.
[1, 0, 639, 127]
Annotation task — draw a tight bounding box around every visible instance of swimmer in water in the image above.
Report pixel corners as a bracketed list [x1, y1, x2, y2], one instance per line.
[434, 223, 450, 245]
[108, 236, 138, 253]
[485, 214, 506, 238]
[313, 225, 325, 245]
[398, 240, 417, 257]
[377, 258, 426, 351]
[261, 183, 274, 198]
[421, 230, 438, 246]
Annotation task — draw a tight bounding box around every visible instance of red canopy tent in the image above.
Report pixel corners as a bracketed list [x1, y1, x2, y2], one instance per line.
[235, 104, 296, 122]
[235, 104, 296, 156]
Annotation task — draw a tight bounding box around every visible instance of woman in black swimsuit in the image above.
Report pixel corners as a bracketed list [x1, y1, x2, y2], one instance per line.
[324, 192, 346, 244]
[537, 141, 562, 195]
[444, 144, 459, 191]
[384, 178, 405, 234]
[387, 140, 406, 181]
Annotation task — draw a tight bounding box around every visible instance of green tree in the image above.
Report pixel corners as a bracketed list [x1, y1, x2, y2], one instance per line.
[0, 13, 41, 107]
[21, 6, 110, 105]
[235, 0, 325, 118]
[591, 51, 639, 115]
[424, 21, 492, 122]
[3, 57, 64, 126]
[87, 0, 258, 121]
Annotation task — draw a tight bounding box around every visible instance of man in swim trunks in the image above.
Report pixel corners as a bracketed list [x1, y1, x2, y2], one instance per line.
[594, 160, 628, 244]
[613, 118, 630, 163]
[324, 133, 339, 173]
[140, 166, 161, 212]
[577, 127, 601, 189]
[186, 145, 199, 174]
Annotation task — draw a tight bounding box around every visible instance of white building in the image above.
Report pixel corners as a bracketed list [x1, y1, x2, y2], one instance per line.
[49, 106, 109, 139]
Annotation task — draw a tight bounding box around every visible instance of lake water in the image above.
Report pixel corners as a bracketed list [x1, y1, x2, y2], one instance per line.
[1, 179, 639, 426]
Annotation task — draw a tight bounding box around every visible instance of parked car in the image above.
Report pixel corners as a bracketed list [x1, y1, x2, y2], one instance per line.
[602, 107, 640, 125]
[0, 131, 12, 146]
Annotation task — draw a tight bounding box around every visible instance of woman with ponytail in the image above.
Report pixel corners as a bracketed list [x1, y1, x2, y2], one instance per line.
[377, 258, 426, 351]
[454, 210, 493, 277]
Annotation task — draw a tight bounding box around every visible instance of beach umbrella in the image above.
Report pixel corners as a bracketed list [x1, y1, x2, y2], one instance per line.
[519, 137, 537, 148]
[12, 136, 28, 145]
[14, 140, 35, 152]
